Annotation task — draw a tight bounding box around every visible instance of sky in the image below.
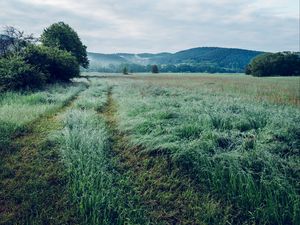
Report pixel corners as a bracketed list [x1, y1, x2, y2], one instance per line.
[0, 0, 299, 53]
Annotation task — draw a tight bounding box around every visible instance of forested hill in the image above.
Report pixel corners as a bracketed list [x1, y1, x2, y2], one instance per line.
[87, 47, 264, 73]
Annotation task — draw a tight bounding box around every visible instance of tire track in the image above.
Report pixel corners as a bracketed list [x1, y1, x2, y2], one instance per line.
[101, 87, 213, 225]
[0, 85, 87, 225]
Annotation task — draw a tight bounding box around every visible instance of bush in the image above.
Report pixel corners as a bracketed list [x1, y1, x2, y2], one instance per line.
[0, 54, 46, 91]
[23, 45, 80, 82]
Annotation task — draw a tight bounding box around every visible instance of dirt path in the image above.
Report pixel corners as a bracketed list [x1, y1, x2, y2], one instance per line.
[101, 87, 208, 224]
[0, 88, 86, 225]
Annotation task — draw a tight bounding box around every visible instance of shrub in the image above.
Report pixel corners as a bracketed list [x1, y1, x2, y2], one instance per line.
[23, 45, 80, 82]
[0, 54, 46, 91]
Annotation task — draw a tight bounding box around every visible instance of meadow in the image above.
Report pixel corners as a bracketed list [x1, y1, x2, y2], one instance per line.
[0, 82, 86, 149]
[0, 73, 299, 224]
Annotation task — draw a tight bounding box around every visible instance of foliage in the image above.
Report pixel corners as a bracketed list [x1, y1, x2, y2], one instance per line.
[151, 64, 159, 73]
[41, 22, 89, 68]
[0, 26, 37, 56]
[123, 66, 128, 75]
[0, 54, 46, 91]
[23, 45, 80, 82]
[0, 23, 86, 91]
[84, 62, 248, 73]
[247, 52, 300, 76]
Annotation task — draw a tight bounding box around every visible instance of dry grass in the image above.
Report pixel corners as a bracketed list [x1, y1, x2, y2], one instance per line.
[127, 73, 300, 105]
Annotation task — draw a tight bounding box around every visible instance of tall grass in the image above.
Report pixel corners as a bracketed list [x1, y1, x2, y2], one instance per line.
[115, 73, 300, 105]
[74, 80, 108, 111]
[113, 81, 300, 224]
[58, 81, 149, 224]
[0, 83, 86, 150]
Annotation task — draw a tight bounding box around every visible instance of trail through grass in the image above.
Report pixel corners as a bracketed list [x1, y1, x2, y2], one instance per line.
[0, 83, 86, 224]
[57, 83, 149, 224]
[0, 83, 86, 150]
[1, 74, 299, 224]
[112, 79, 300, 224]
[101, 86, 231, 224]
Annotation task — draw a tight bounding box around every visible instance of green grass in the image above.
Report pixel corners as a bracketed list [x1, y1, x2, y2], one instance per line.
[0, 82, 87, 225]
[84, 72, 299, 105]
[0, 82, 86, 150]
[74, 80, 109, 111]
[1, 74, 299, 224]
[109, 76, 300, 224]
[57, 81, 149, 224]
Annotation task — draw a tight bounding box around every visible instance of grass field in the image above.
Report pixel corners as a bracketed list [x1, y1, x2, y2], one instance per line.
[1, 73, 299, 224]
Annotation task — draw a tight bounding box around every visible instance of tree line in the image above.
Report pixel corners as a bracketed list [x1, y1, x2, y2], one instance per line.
[0, 22, 88, 91]
[84, 62, 238, 73]
[246, 52, 300, 76]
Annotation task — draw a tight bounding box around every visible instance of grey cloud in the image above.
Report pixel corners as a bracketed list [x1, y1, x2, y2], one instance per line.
[0, 0, 298, 53]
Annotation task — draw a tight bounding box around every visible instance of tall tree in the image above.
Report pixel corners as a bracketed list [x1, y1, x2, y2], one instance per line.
[41, 22, 89, 68]
[0, 26, 37, 56]
[151, 64, 159, 73]
[123, 67, 128, 75]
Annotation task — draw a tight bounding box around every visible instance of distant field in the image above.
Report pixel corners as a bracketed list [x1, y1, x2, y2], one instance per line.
[83, 72, 300, 105]
[1, 73, 299, 224]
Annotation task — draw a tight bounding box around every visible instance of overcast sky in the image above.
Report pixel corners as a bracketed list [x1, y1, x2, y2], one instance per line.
[1, 0, 299, 53]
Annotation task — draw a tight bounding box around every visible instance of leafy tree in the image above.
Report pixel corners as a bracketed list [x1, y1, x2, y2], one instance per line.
[246, 52, 300, 76]
[23, 45, 80, 81]
[151, 65, 159, 73]
[0, 54, 46, 91]
[41, 22, 89, 68]
[0, 26, 37, 56]
[245, 64, 252, 75]
[123, 67, 128, 75]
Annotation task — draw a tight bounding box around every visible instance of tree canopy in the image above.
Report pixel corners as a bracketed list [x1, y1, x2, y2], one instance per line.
[0, 23, 86, 91]
[0, 54, 46, 91]
[23, 45, 80, 82]
[0, 26, 37, 57]
[41, 22, 89, 68]
[246, 52, 300, 76]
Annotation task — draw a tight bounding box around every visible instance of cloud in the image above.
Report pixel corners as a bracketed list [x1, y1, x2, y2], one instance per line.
[0, 0, 299, 53]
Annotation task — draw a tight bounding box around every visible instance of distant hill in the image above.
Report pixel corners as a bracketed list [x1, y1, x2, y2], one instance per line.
[86, 47, 264, 73]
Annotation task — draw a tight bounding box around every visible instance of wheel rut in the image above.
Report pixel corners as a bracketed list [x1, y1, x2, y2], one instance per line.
[100, 87, 208, 225]
[0, 86, 87, 225]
